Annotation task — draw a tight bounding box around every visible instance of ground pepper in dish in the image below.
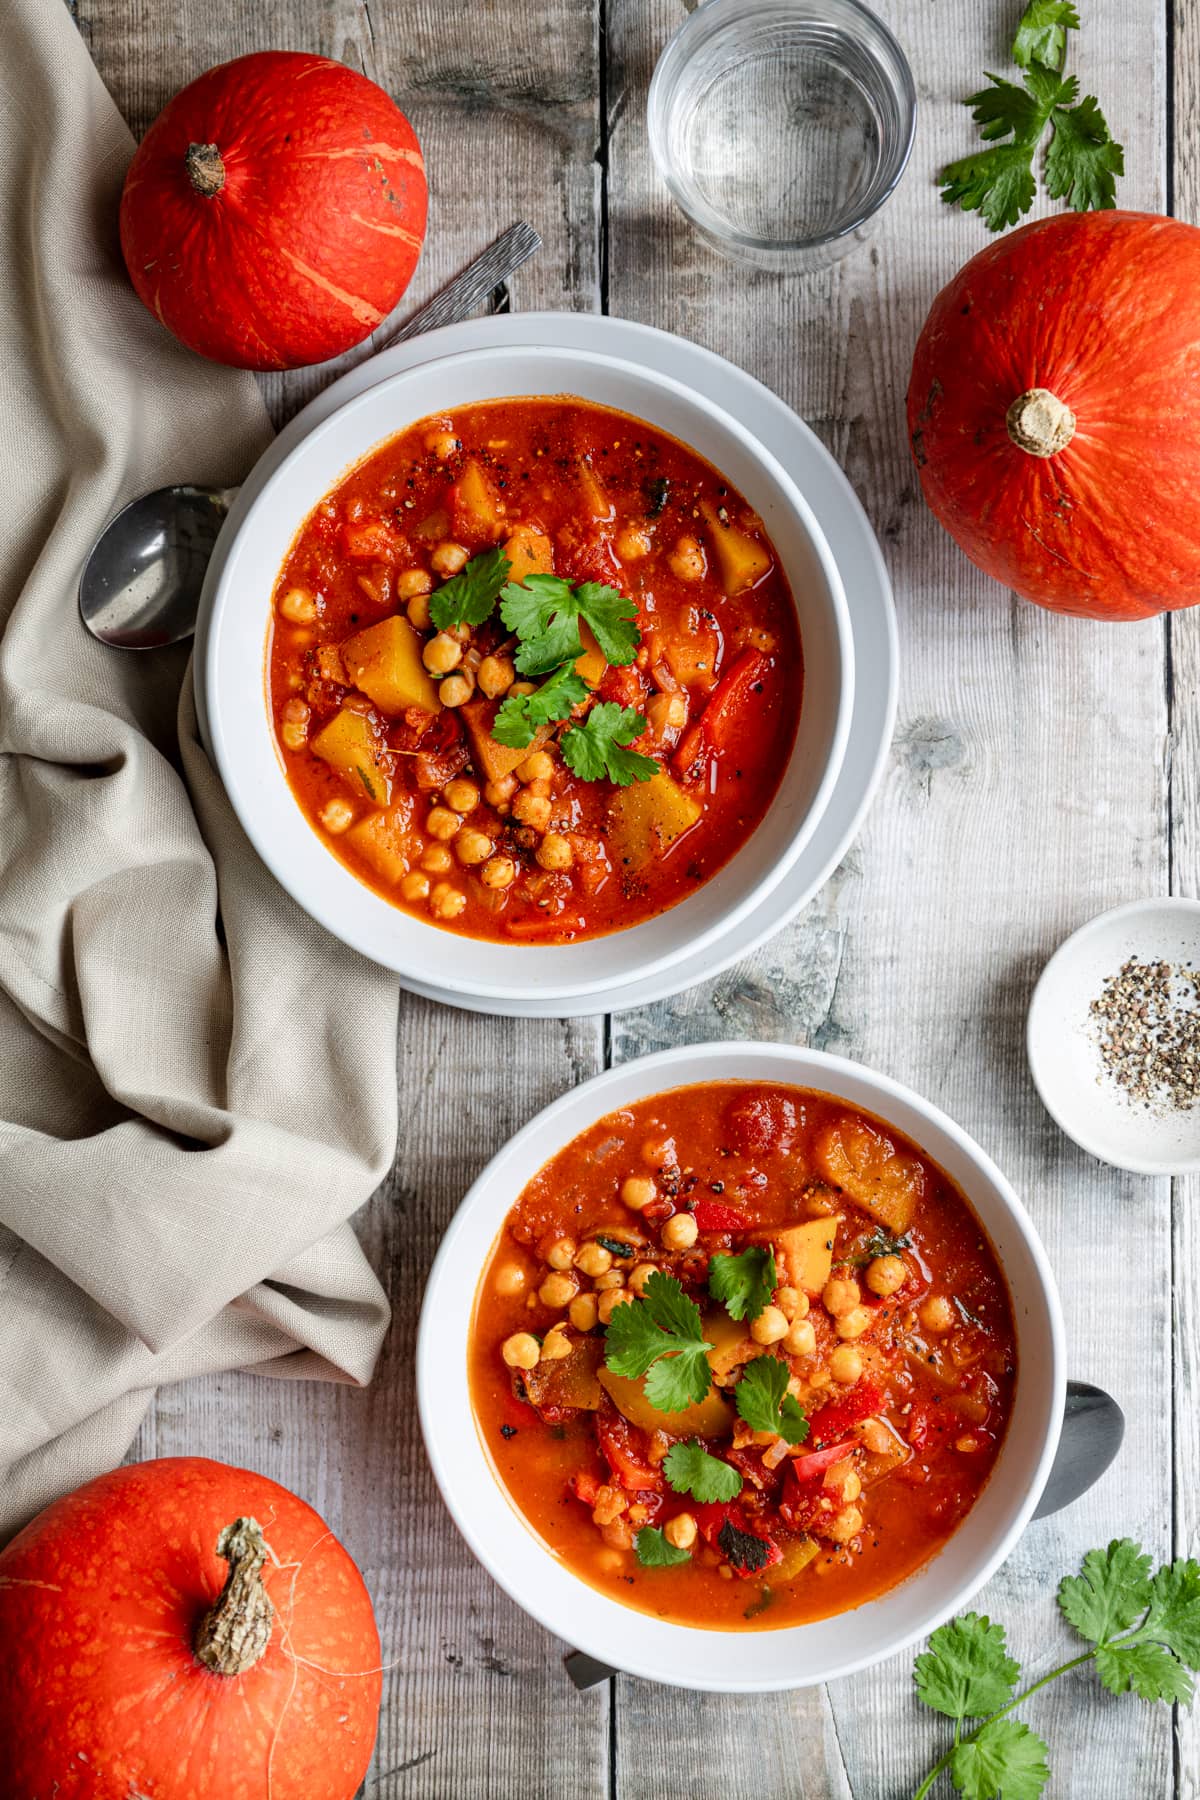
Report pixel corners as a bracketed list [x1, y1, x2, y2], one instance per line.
[1089, 956, 1200, 1112]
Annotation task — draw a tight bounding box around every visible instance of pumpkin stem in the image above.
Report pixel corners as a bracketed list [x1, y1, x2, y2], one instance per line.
[185, 141, 227, 198]
[1006, 388, 1076, 458]
[194, 1517, 275, 1676]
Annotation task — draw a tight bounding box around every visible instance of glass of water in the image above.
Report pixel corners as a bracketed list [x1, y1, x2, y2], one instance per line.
[647, 0, 917, 272]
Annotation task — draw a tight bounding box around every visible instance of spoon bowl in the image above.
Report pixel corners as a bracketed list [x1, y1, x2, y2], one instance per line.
[78, 484, 233, 650]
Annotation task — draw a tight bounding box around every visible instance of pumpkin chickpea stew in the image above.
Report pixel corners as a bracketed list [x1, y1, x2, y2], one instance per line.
[469, 1083, 1017, 1629]
[266, 398, 801, 942]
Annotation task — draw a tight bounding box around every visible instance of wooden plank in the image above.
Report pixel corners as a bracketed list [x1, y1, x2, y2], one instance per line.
[606, 0, 1172, 1794]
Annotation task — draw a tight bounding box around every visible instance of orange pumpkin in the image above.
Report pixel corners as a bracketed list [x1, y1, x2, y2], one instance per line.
[907, 211, 1200, 620]
[0, 1457, 381, 1799]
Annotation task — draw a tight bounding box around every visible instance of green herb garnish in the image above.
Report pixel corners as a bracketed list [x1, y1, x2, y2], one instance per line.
[491, 664, 590, 750]
[733, 1357, 808, 1447]
[634, 1526, 692, 1568]
[428, 546, 511, 630]
[663, 1441, 742, 1505]
[708, 1246, 777, 1322]
[561, 703, 658, 788]
[744, 1584, 774, 1620]
[839, 1229, 912, 1269]
[603, 1270, 714, 1412]
[594, 1234, 636, 1260]
[910, 1541, 1200, 1799]
[940, 2, 1122, 231]
[499, 574, 640, 676]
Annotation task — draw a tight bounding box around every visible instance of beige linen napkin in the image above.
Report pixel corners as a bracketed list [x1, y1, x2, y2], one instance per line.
[0, 2, 401, 1536]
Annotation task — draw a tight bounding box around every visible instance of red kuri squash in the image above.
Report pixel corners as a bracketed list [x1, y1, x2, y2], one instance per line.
[907, 211, 1200, 621]
[0, 1457, 381, 1799]
[119, 52, 427, 370]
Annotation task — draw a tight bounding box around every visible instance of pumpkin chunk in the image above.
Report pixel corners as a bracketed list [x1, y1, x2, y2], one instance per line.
[310, 708, 391, 806]
[341, 615, 441, 716]
[503, 524, 555, 582]
[608, 769, 701, 870]
[774, 1218, 841, 1295]
[701, 500, 773, 596]
[460, 698, 552, 783]
[598, 1368, 734, 1438]
[813, 1115, 924, 1235]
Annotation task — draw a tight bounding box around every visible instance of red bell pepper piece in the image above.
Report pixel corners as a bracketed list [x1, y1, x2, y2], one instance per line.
[693, 1502, 783, 1580]
[808, 1379, 884, 1447]
[596, 1401, 661, 1492]
[673, 649, 770, 779]
[778, 1439, 860, 1530]
[689, 1199, 749, 1232]
[505, 912, 588, 942]
[787, 1438, 859, 1486]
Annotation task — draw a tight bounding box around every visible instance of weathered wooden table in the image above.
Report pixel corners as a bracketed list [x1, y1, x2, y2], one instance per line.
[72, 0, 1198, 1792]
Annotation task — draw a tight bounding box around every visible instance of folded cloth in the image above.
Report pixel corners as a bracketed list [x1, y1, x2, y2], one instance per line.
[0, 1, 400, 1537]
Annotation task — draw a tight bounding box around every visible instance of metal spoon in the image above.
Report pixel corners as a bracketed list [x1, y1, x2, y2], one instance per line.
[79, 222, 543, 651]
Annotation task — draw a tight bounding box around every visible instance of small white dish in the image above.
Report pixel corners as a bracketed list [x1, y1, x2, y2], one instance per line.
[204, 343, 854, 1007]
[417, 1040, 1065, 1691]
[1028, 897, 1200, 1176]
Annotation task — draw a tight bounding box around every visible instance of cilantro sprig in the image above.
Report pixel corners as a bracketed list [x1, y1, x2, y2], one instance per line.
[708, 1246, 776, 1322]
[500, 574, 640, 675]
[428, 546, 511, 630]
[733, 1357, 809, 1447]
[940, 1, 1122, 231]
[603, 1271, 714, 1411]
[911, 1540, 1200, 1799]
[561, 703, 658, 788]
[634, 1526, 691, 1568]
[663, 1441, 742, 1505]
[492, 664, 589, 750]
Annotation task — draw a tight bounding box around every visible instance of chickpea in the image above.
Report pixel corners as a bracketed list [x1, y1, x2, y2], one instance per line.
[750, 1305, 789, 1346]
[775, 1286, 808, 1321]
[400, 871, 431, 902]
[661, 1212, 698, 1251]
[627, 1503, 651, 1527]
[444, 778, 480, 814]
[512, 791, 551, 831]
[831, 1468, 862, 1505]
[509, 681, 536, 697]
[426, 806, 462, 841]
[592, 1485, 628, 1527]
[440, 672, 474, 708]
[429, 883, 466, 921]
[538, 1271, 577, 1308]
[569, 1292, 599, 1331]
[575, 1242, 613, 1278]
[826, 1505, 864, 1545]
[621, 1175, 656, 1212]
[784, 1318, 817, 1357]
[835, 1306, 873, 1341]
[599, 1287, 635, 1324]
[421, 845, 453, 874]
[279, 586, 317, 624]
[501, 1331, 540, 1371]
[517, 750, 556, 784]
[536, 833, 574, 872]
[829, 1345, 864, 1385]
[423, 632, 463, 676]
[627, 1263, 657, 1297]
[595, 1548, 626, 1576]
[859, 1418, 893, 1456]
[866, 1254, 906, 1298]
[822, 1276, 861, 1319]
[539, 1326, 574, 1363]
[920, 1294, 956, 1335]
[318, 798, 354, 835]
[431, 540, 470, 577]
[405, 593, 431, 631]
[481, 855, 517, 890]
[647, 691, 689, 739]
[280, 721, 308, 752]
[477, 653, 516, 699]
[397, 568, 433, 600]
[546, 1236, 577, 1271]
[594, 1269, 626, 1292]
[425, 430, 460, 460]
[280, 696, 310, 752]
[956, 1434, 981, 1455]
[456, 828, 494, 866]
[484, 775, 517, 810]
[668, 536, 705, 581]
[526, 777, 552, 799]
[664, 1512, 697, 1551]
[493, 1262, 527, 1298]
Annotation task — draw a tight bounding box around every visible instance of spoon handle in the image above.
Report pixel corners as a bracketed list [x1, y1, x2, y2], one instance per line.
[377, 222, 543, 348]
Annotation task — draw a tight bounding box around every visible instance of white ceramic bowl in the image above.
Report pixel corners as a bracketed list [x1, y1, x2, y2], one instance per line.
[1028, 897, 1200, 1175]
[204, 346, 854, 1004]
[417, 1041, 1065, 1691]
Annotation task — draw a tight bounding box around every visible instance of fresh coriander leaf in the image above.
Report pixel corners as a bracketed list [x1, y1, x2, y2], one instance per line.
[1095, 1641, 1195, 1705]
[1013, 0, 1080, 70]
[967, 70, 1050, 143]
[634, 1526, 691, 1568]
[743, 1584, 773, 1620]
[950, 1717, 1050, 1800]
[1045, 94, 1124, 212]
[604, 1271, 714, 1411]
[499, 574, 584, 675]
[939, 143, 1039, 231]
[572, 582, 640, 666]
[594, 1234, 636, 1260]
[913, 1613, 1021, 1722]
[1131, 1559, 1200, 1669]
[717, 1518, 771, 1574]
[839, 1229, 911, 1269]
[561, 702, 658, 787]
[1058, 1539, 1153, 1646]
[644, 1347, 715, 1412]
[491, 664, 589, 749]
[734, 1356, 809, 1447]
[708, 1246, 777, 1322]
[429, 547, 511, 631]
[663, 1441, 742, 1505]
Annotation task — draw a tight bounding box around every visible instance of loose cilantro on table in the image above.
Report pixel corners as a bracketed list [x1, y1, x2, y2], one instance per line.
[733, 1356, 808, 1447]
[707, 1246, 777, 1323]
[428, 546, 511, 630]
[662, 1440, 742, 1505]
[940, 1, 1122, 231]
[634, 1526, 691, 1568]
[602, 1270, 714, 1411]
[561, 703, 658, 788]
[910, 1540, 1200, 1799]
[491, 664, 589, 750]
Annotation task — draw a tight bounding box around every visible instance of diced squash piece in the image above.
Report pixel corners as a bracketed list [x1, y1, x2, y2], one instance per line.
[813, 1115, 925, 1236]
[701, 500, 773, 596]
[452, 459, 503, 540]
[576, 456, 614, 522]
[345, 800, 416, 885]
[608, 769, 701, 871]
[414, 506, 451, 542]
[524, 1334, 604, 1411]
[460, 698, 552, 784]
[575, 620, 607, 687]
[661, 618, 719, 691]
[310, 708, 391, 806]
[504, 524, 555, 581]
[775, 1533, 821, 1580]
[341, 615, 441, 716]
[342, 518, 401, 560]
[704, 1309, 765, 1385]
[598, 1368, 734, 1439]
[775, 1218, 840, 1296]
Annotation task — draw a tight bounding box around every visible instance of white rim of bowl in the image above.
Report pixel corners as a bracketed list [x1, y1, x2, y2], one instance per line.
[206, 346, 855, 1002]
[417, 1040, 1066, 1690]
[1027, 895, 1200, 1176]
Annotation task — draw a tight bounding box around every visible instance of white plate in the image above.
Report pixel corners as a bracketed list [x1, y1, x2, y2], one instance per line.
[194, 312, 897, 1017]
